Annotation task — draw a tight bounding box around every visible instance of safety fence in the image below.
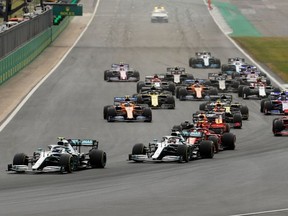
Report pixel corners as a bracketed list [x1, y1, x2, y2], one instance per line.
[0, 16, 71, 85]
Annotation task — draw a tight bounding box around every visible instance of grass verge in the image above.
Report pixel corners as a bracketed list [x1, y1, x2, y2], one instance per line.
[233, 37, 288, 83]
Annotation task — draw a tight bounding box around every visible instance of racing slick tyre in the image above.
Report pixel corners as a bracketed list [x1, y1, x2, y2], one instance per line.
[187, 74, 194, 80]
[172, 125, 182, 132]
[168, 82, 176, 95]
[13, 153, 29, 165]
[273, 87, 281, 92]
[242, 86, 250, 99]
[189, 58, 196, 68]
[238, 85, 244, 97]
[175, 86, 181, 99]
[107, 107, 117, 122]
[233, 114, 242, 129]
[260, 99, 268, 113]
[273, 119, 284, 136]
[178, 87, 188, 101]
[137, 81, 145, 93]
[103, 105, 111, 119]
[263, 101, 273, 115]
[240, 105, 249, 120]
[266, 78, 271, 86]
[143, 108, 152, 122]
[231, 72, 240, 79]
[166, 95, 175, 109]
[199, 140, 214, 158]
[177, 145, 189, 162]
[204, 80, 212, 86]
[221, 64, 229, 73]
[133, 71, 140, 81]
[132, 143, 146, 155]
[59, 154, 75, 173]
[104, 70, 109, 81]
[209, 88, 218, 96]
[221, 133, 236, 150]
[225, 123, 230, 133]
[208, 136, 219, 153]
[89, 149, 107, 168]
[199, 102, 207, 111]
[104, 71, 113, 81]
[232, 80, 240, 90]
[215, 59, 221, 68]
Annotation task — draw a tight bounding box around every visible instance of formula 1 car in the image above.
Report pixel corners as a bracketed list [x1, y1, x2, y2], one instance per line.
[151, 6, 168, 23]
[128, 132, 214, 162]
[103, 96, 152, 122]
[189, 52, 221, 68]
[133, 88, 175, 109]
[272, 116, 288, 136]
[238, 80, 275, 99]
[137, 76, 176, 95]
[199, 94, 249, 120]
[221, 57, 247, 74]
[104, 63, 140, 82]
[176, 80, 218, 101]
[163, 67, 194, 84]
[261, 91, 288, 115]
[7, 137, 107, 173]
[207, 72, 240, 93]
[172, 123, 236, 152]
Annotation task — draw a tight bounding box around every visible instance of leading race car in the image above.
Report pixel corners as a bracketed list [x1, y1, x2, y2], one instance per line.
[7, 137, 107, 173]
[189, 51, 221, 68]
[133, 88, 175, 109]
[104, 63, 140, 82]
[103, 96, 152, 122]
[128, 132, 214, 163]
[272, 116, 288, 136]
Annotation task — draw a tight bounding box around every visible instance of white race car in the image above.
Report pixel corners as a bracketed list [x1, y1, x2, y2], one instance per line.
[189, 51, 221, 68]
[7, 137, 107, 173]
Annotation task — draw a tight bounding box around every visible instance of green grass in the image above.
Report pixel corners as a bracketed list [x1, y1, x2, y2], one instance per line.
[233, 37, 288, 82]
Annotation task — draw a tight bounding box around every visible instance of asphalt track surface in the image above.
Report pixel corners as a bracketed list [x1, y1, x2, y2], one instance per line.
[0, 0, 288, 216]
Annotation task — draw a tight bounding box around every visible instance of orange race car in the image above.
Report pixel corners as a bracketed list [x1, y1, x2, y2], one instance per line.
[176, 80, 218, 100]
[103, 96, 152, 122]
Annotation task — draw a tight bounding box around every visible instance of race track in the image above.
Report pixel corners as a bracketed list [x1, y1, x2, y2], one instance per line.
[0, 0, 287, 215]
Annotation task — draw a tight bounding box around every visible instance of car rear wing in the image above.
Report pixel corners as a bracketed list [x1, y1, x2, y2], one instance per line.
[166, 67, 185, 74]
[228, 57, 245, 63]
[145, 75, 165, 80]
[114, 96, 138, 103]
[196, 52, 211, 56]
[208, 73, 227, 80]
[111, 63, 129, 70]
[68, 139, 99, 148]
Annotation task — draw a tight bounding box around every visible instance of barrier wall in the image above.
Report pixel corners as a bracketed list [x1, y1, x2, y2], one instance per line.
[0, 17, 71, 85]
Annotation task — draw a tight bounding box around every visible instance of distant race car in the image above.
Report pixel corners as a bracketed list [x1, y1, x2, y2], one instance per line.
[104, 63, 140, 82]
[163, 67, 194, 84]
[189, 52, 221, 68]
[176, 79, 218, 101]
[128, 132, 214, 162]
[151, 6, 168, 23]
[221, 57, 247, 74]
[7, 137, 107, 173]
[272, 116, 288, 136]
[208, 72, 240, 93]
[137, 75, 176, 95]
[103, 96, 152, 122]
[261, 91, 288, 115]
[133, 88, 175, 109]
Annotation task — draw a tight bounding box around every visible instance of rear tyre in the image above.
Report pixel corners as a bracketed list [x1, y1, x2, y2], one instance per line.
[233, 114, 242, 129]
[143, 108, 152, 122]
[137, 81, 145, 93]
[107, 107, 117, 122]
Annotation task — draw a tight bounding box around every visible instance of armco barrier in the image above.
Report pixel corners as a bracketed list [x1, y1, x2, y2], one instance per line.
[0, 17, 71, 85]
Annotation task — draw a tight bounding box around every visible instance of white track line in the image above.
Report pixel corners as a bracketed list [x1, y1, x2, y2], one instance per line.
[0, 0, 101, 132]
[229, 208, 288, 216]
[203, 0, 286, 90]
[203, 2, 288, 216]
